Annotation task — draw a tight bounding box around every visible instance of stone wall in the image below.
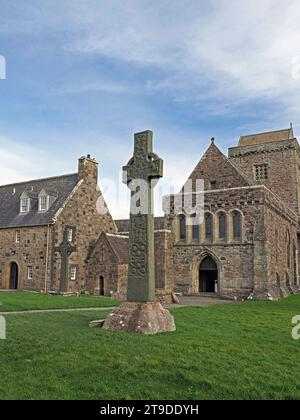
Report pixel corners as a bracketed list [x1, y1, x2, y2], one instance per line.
[185, 141, 249, 192]
[0, 225, 51, 291]
[86, 230, 174, 303]
[50, 156, 117, 293]
[0, 156, 117, 293]
[166, 185, 299, 299]
[254, 192, 299, 299]
[229, 139, 300, 213]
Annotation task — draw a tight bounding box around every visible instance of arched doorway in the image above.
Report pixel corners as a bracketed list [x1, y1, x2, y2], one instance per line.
[99, 275, 105, 296]
[9, 262, 19, 290]
[199, 256, 218, 293]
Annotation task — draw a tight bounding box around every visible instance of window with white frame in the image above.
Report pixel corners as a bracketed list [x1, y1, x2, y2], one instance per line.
[67, 228, 73, 243]
[70, 266, 77, 281]
[15, 230, 21, 244]
[20, 198, 29, 213]
[39, 195, 48, 211]
[27, 266, 33, 280]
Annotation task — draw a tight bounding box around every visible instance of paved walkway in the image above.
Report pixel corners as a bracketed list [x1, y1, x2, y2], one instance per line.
[166, 295, 235, 308]
[0, 307, 116, 316]
[0, 295, 235, 315]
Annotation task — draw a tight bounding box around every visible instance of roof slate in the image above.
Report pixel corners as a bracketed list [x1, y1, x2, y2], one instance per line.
[0, 173, 79, 228]
[106, 233, 129, 264]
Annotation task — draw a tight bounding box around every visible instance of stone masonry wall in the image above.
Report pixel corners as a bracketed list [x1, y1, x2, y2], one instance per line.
[49, 156, 117, 292]
[229, 139, 300, 213]
[165, 185, 298, 299]
[0, 225, 51, 291]
[86, 230, 174, 302]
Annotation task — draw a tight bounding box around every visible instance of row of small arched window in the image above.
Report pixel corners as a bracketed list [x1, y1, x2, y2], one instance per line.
[177, 210, 243, 243]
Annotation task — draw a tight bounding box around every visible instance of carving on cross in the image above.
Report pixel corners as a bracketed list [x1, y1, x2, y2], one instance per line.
[55, 229, 77, 293]
[123, 131, 163, 185]
[122, 130, 163, 302]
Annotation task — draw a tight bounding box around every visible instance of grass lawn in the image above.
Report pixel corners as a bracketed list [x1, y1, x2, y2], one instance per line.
[0, 291, 120, 312]
[0, 295, 300, 400]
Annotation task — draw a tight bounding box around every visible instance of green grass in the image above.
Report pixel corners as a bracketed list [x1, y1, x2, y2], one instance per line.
[0, 291, 120, 312]
[0, 295, 300, 400]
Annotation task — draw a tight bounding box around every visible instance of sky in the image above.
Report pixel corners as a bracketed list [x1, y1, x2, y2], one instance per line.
[0, 0, 300, 218]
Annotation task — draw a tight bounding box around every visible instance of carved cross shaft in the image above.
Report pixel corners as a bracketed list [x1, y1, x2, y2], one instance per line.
[123, 131, 163, 302]
[56, 229, 77, 293]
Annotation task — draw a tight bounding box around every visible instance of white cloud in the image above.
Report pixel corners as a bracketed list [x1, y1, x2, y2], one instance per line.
[64, 0, 300, 120]
[3, 0, 300, 120]
[0, 135, 70, 185]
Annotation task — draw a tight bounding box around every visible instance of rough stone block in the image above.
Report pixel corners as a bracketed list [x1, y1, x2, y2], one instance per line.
[103, 302, 176, 335]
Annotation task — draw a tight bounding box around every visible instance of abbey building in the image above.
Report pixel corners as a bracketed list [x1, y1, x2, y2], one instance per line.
[1, 127, 299, 301]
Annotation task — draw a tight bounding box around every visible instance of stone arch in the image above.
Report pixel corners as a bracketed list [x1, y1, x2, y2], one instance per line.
[3, 260, 20, 290]
[191, 250, 222, 295]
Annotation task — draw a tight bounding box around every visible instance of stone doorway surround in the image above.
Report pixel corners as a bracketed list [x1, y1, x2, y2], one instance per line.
[2, 260, 20, 290]
[190, 250, 222, 295]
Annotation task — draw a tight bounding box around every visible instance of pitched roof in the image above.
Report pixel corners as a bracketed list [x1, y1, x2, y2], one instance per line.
[239, 127, 294, 147]
[106, 233, 129, 263]
[182, 141, 250, 190]
[0, 173, 79, 228]
[115, 217, 165, 233]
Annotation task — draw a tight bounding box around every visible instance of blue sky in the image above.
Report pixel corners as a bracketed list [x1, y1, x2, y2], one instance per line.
[0, 0, 300, 217]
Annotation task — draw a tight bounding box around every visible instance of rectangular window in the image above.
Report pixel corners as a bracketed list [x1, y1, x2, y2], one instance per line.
[21, 198, 29, 213]
[210, 181, 217, 190]
[254, 164, 268, 181]
[27, 266, 33, 280]
[39, 195, 48, 211]
[67, 228, 73, 243]
[15, 230, 20, 244]
[70, 266, 77, 281]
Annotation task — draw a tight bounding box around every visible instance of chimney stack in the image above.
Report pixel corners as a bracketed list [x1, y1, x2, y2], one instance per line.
[78, 155, 98, 184]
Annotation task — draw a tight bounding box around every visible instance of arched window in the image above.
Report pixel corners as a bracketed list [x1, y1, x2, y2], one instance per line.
[205, 213, 213, 240]
[276, 273, 281, 288]
[286, 230, 291, 269]
[179, 214, 186, 241]
[218, 213, 227, 240]
[232, 211, 242, 239]
[191, 214, 200, 241]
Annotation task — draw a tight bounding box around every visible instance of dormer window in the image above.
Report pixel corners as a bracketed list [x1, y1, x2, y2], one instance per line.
[39, 195, 48, 212]
[20, 197, 29, 213]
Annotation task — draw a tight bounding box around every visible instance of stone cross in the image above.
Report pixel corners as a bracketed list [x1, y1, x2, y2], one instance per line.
[56, 229, 76, 293]
[123, 130, 163, 302]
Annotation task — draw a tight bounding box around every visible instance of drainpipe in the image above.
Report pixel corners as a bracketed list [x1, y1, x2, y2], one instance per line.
[44, 224, 51, 293]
